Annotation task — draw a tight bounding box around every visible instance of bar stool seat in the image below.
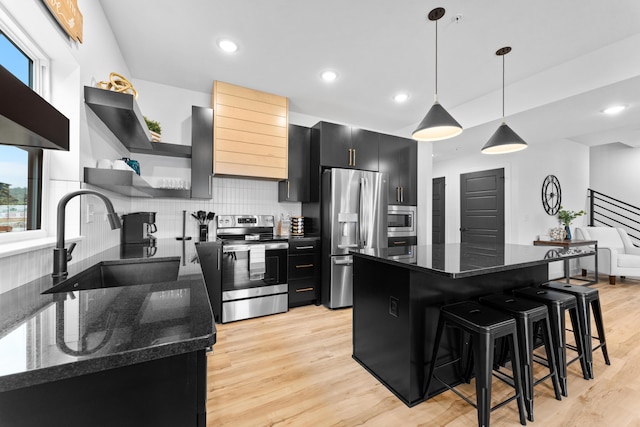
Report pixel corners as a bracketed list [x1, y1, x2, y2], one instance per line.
[513, 287, 588, 397]
[541, 281, 611, 378]
[426, 301, 527, 427]
[479, 294, 562, 422]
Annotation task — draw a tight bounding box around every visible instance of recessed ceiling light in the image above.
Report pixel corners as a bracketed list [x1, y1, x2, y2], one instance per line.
[602, 105, 626, 115]
[218, 39, 238, 53]
[321, 70, 338, 82]
[394, 93, 409, 103]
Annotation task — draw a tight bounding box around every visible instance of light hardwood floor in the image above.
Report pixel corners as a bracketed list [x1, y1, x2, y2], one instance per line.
[206, 278, 640, 426]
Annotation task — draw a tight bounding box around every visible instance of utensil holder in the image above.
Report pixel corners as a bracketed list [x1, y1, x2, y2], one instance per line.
[199, 224, 208, 242]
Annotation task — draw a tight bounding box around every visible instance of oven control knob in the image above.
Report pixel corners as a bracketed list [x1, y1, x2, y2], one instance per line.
[218, 216, 232, 227]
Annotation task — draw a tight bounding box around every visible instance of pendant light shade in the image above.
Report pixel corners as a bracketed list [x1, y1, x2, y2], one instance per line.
[481, 121, 528, 154]
[412, 7, 463, 142]
[481, 46, 528, 154]
[413, 99, 463, 141]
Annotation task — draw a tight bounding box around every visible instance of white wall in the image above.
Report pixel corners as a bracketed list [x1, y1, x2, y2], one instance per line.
[590, 143, 640, 206]
[433, 138, 589, 277]
[0, 1, 132, 290]
[0, 0, 600, 292]
[0, 0, 304, 294]
[433, 138, 590, 244]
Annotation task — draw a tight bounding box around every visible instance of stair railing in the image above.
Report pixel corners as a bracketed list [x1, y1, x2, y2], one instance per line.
[588, 189, 640, 245]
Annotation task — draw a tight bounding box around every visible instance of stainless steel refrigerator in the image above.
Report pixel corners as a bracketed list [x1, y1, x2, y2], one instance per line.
[321, 168, 388, 308]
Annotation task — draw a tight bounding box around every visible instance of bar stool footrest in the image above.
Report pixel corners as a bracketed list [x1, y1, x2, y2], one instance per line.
[432, 373, 522, 413]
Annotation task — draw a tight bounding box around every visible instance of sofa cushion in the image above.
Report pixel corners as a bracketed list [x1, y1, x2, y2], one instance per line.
[618, 254, 640, 268]
[580, 227, 625, 251]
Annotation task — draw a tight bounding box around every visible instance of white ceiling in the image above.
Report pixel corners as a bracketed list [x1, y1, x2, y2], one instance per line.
[98, 0, 640, 159]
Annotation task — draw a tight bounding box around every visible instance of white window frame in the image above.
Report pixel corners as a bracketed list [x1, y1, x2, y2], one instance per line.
[0, 4, 52, 245]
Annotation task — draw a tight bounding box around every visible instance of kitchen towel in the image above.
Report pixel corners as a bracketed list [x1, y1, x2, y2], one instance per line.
[249, 244, 266, 280]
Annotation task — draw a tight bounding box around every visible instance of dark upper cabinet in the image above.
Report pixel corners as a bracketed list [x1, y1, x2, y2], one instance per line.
[317, 121, 351, 168]
[190, 106, 214, 199]
[315, 121, 378, 171]
[378, 134, 417, 205]
[279, 124, 311, 202]
[350, 128, 379, 172]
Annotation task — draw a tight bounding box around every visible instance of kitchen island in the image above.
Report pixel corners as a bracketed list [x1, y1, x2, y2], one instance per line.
[351, 243, 595, 407]
[0, 239, 215, 427]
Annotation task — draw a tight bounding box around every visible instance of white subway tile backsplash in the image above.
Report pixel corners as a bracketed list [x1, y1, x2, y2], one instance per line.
[2, 176, 300, 294]
[131, 177, 301, 240]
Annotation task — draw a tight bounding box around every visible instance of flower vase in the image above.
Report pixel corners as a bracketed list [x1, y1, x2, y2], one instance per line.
[564, 225, 572, 240]
[149, 130, 161, 142]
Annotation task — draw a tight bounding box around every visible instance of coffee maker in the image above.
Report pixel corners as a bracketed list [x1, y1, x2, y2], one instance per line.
[121, 212, 157, 244]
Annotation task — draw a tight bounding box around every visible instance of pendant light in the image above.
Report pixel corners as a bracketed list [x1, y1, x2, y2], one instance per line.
[412, 7, 463, 142]
[481, 47, 528, 154]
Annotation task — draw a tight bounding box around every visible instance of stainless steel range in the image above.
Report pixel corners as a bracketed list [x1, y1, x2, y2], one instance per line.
[197, 215, 288, 323]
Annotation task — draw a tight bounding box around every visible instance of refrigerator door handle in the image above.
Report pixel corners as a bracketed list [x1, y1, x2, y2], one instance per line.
[333, 258, 353, 266]
[359, 178, 365, 247]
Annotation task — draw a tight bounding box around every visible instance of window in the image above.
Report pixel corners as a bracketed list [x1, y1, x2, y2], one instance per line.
[0, 31, 44, 234]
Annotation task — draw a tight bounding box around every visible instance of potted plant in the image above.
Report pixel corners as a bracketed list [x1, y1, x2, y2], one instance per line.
[144, 116, 162, 142]
[557, 206, 585, 240]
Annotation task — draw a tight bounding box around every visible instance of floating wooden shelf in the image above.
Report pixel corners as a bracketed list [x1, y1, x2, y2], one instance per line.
[84, 168, 190, 199]
[84, 86, 191, 158]
[129, 141, 191, 158]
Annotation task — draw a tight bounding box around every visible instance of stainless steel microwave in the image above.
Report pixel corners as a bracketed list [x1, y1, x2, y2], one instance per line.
[388, 205, 416, 237]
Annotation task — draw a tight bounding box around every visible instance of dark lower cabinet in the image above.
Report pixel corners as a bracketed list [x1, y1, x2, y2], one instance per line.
[0, 350, 208, 427]
[288, 237, 320, 307]
[388, 236, 417, 247]
[195, 241, 223, 323]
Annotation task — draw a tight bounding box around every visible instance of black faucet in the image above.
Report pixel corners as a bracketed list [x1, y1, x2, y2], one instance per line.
[52, 190, 122, 280]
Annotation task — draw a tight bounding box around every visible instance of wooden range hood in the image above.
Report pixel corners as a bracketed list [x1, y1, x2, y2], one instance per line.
[0, 65, 69, 151]
[211, 81, 288, 180]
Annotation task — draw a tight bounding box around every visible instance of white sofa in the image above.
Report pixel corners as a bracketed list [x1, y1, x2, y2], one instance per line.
[575, 226, 640, 285]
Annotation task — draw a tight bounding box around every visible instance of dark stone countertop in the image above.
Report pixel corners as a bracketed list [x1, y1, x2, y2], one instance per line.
[353, 243, 595, 278]
[0, 239, 215, 393]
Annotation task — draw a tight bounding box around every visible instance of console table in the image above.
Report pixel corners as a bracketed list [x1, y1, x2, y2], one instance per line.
[533, 239, 598, 284]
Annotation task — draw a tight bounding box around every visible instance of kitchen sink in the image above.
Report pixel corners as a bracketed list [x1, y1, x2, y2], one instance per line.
[42, 257, 181, 294]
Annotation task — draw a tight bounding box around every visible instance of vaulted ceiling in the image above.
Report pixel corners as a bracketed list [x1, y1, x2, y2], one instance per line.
[99, 0, 640, 159]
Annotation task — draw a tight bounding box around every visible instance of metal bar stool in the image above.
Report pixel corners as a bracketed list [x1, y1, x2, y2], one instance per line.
[513, 287, 588, 397]
[426, 301, 527, 427]
[479, 294, 562, 422]
[541, 281, 611, 378]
